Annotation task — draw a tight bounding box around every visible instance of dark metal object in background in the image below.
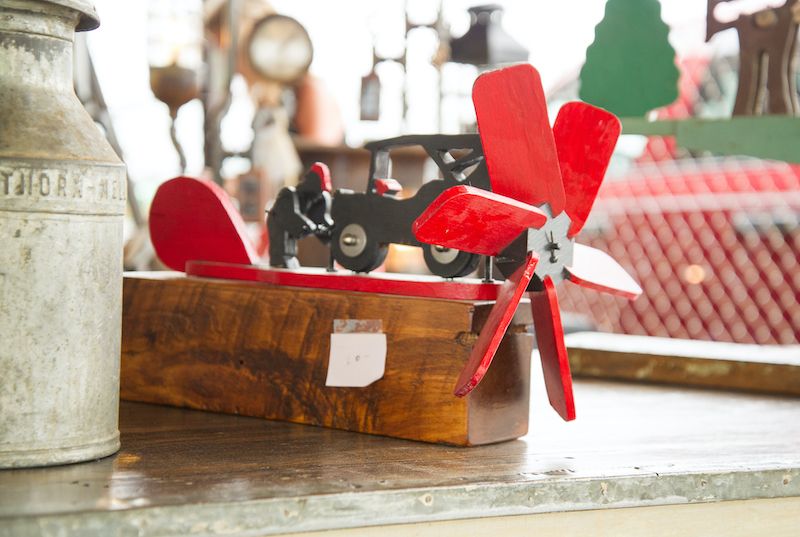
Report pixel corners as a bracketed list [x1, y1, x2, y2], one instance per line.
[449, 4, 528, 66]
[203, 0, 240, 185]
[360, 70, 381, 121]
[150, 64, 201, 172]
[246, 13, 313, 84]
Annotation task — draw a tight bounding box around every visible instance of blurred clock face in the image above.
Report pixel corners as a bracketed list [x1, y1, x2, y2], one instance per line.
[247, 14, 313, 84]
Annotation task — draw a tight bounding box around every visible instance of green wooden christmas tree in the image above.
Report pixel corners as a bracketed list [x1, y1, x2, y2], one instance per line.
[579, 0, 680, 117]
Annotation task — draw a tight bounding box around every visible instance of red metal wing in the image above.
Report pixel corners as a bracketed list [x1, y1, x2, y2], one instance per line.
[472, 64, 565, 213]
[413, 185, 548, 256]
[149, 176, 258, 271]
[454, 253, 539, 397]
[553, 102, 621, 238]
[565, 243, 642, 300]
[530, 276, 576, 421]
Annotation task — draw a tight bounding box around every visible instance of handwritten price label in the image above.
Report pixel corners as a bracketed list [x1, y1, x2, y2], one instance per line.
[325, 332, 387, 388]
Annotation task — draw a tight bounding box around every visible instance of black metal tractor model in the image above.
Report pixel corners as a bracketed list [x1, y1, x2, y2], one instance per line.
[267, 134, 491, 278]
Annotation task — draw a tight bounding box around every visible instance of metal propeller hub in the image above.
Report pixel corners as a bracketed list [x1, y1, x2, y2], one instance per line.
[527, 208, 573, 284]
[494, 206, 574, 285]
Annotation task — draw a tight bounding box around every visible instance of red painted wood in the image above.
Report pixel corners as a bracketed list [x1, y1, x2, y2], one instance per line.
[453, 253, 538, 397]
[412, 185, 547, 256]
[530, 276, 576, 421]
[374, 178, 403, 196]
[565, 243, 642, 300]
[472, 64, 565, 213]
[149, 177, 258, 272]
[310, 162, 332, 192]
[186, 260, 503, 301]
[553, 102, 621, 238]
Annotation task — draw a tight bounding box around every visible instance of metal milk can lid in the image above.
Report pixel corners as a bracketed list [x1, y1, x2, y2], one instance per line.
[42, 0, 101, 31]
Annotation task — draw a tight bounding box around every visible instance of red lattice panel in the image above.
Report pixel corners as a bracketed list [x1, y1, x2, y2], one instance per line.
[560, 159, 800, 345]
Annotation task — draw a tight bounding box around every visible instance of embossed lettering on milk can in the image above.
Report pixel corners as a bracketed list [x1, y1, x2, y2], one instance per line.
[0, 0, 125, 467]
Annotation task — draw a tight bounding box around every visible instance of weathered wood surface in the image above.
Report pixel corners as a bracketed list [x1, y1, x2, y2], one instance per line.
[567, 332, 800, 396]
[120, 273, 532, 446]
[2, 380, 799, 536]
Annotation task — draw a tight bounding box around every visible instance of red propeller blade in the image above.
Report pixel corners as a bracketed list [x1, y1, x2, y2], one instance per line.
[454, 253, 538, 397]
[565, 243, 642, 300]
[472, 64, 565, 213]
[530, 276, 576, 421]
[149, 176, 258, 271]
[413, 185, 548, 256]
[553, 102, 621, 238]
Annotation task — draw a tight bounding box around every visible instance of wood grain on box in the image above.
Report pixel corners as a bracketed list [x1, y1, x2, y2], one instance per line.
[121, 273, 533, 446]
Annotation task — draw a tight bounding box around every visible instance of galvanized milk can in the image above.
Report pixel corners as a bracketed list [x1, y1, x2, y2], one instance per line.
[0, 0, 125, 467]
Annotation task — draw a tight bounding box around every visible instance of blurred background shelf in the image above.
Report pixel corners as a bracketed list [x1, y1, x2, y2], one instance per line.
[567, 332, 800, 396]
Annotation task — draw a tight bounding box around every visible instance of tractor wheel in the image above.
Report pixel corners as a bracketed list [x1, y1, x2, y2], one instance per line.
[331, 222, 388, 273]
[423, 244, 480, 278]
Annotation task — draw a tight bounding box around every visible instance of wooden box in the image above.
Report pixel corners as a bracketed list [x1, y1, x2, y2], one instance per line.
[121, 273, 533, 446]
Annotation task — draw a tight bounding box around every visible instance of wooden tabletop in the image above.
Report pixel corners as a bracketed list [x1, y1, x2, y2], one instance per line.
[2, 374, 800, 536]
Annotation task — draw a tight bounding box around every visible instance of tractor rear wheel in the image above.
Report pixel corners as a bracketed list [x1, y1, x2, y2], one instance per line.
[423, 244, 480, 278]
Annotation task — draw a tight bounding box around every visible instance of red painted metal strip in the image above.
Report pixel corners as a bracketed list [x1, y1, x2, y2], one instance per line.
[185, 260, 503, 301]
[413, 185, 548, 256]
[530, 275, 576, 421]
[453, 253, 539, 397]
[473, 64, 565, 213]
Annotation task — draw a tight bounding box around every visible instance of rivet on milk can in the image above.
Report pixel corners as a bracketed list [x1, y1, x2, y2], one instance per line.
[0, 0, 125, 467]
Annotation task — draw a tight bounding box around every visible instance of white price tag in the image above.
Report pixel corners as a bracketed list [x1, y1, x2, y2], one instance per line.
[325, 333, 387, 388]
